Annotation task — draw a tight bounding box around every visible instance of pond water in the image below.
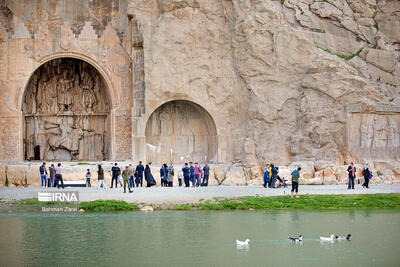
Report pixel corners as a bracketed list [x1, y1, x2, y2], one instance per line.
[0, 209, 399, 266]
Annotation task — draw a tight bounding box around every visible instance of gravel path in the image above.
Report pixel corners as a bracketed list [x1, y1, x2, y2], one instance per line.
[1, 184, 400, 205]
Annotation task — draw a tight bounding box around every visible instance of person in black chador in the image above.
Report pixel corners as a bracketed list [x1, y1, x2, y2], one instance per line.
[145, 162, 156, 187]
[362, 165, 372, 189]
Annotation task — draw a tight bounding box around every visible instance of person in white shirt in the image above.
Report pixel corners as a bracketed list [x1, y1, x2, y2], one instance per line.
[55, 163, 64, 189]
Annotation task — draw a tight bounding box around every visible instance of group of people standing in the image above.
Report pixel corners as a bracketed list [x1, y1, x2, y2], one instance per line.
[39, 161, 374, 193]
[347, 162, 373, 189]
[263, 164, 286, 188]
[39, 162, 65, 189]
[263, 164, 302, 198]
[103, 162, 157, 193]
[160, 162, 210, 187]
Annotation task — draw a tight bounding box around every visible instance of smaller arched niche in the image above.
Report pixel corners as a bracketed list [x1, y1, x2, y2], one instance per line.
[145, 100, 217, 164]
[22, 58, 111, 161]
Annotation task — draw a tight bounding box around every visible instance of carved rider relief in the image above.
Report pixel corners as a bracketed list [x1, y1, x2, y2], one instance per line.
[23, 58, 110, 161]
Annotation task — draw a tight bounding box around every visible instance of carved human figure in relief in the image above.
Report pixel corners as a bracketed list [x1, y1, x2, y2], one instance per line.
[93, 74, 105, 112]
[360, 115, 374, 148]
[25, 74, 38, 114]
[81, 68, 96, 112]
[175, 104, 189, 136]
[388, 117, 400, 148]
[159, 107, 172, 136]
[37, 71, 50, 113]
[57, 69, 74, 112]
[373, 116, 388, 148]
[72, 74, 83, 112]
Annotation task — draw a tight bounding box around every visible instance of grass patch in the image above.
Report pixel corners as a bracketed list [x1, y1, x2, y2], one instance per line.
[317, 46, 363, 61]
[389, 98, 394, 102]
[170, 194, 400, 211]
[4, 195, 400, 213]
[71, 162, 97, 166]
[79, 200, 139, 212]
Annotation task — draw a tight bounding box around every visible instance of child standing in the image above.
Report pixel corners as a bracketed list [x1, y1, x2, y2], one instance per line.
[86, 169, 91, 187]
[178, 170, 183, 187]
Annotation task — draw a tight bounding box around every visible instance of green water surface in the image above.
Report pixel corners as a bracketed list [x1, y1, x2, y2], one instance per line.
[0, 210, 399, 267]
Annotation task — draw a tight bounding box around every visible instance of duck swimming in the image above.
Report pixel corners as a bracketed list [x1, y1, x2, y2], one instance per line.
[320, 234, 336, 241]
[336, 234, 351, 240]
[289, 235, 302, 242]
[236, 239, 250, 246]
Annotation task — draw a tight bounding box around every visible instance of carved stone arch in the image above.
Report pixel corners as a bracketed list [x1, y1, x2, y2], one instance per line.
[22, 57, 113, 161]
[145, 100, 217, 164]
[18, 52, 117, 110]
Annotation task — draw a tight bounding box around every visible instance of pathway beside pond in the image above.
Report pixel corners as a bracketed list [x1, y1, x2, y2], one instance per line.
[1, 184, 400, 204]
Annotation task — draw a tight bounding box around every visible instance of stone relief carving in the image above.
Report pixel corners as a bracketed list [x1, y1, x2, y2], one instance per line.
[23, 58, 109, 161]
[145, 101, 217, 164]
[350, 113, 400, 160]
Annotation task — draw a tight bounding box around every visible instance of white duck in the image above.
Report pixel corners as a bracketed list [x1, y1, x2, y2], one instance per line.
[336, 234, 351, 240]
[289, 235, 303, 242]
[320, 234, 336, 241]
[236, 239, 250, 246]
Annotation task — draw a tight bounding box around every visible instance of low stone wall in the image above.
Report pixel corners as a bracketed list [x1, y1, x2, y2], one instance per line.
[0, 161, 399, 187]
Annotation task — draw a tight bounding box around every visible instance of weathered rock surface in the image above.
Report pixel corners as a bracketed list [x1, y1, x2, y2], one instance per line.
[0, 0, 399, 186]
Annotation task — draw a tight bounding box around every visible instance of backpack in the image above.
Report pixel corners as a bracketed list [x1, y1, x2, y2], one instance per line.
[369, 172, 373, 179]
[292, 171, 299, 183]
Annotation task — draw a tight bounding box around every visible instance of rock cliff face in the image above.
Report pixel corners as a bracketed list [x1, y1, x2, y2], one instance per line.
[127, 0, 399, 184]
[0, 0, 399, 186]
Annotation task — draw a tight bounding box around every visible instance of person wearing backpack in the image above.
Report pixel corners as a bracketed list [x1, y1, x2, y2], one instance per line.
[362, 166, 372, 189]
[291, 167, 301, 198]
[263, 164, 271, 188]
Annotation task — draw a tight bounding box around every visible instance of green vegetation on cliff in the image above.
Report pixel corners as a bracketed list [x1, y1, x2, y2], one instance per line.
[317, 46, 363, 61]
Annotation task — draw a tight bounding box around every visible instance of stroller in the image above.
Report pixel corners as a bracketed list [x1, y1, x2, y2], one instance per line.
[276, 175, 288, 188]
